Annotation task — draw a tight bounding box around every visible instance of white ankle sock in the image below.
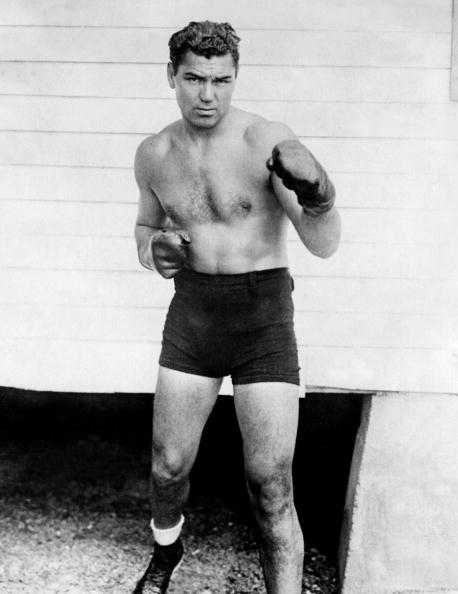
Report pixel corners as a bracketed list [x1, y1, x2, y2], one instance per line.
[150, 515, 184, 546]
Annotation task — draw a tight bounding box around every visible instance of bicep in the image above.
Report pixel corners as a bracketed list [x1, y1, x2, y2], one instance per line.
[136, 186, 167, 229]
[134, 139, 167, 229]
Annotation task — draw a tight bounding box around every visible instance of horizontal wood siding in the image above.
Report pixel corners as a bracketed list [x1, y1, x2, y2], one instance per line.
[0, 0, 456, 394]
[452, 0, 458, 99]
[3, 97, 458, 139]
[0, 0, 452, 31]
[0, 27, 452, 67]
[1, 63, 452, 102]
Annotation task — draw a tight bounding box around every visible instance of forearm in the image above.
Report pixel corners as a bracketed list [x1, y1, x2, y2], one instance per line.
[294, 206, 341, 259]
[294, 165, 336, 217]
[135, 223, 162, 270]
[135, 223, 191, 278]
[269, 139, 340, 257]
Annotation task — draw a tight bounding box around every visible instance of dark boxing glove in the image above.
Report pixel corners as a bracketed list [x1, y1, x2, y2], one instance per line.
[152, 229, 191, 279]
[267, 140, 335, 217]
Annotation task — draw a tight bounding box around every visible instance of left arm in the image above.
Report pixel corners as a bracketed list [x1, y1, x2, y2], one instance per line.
[271, 171, 341, 258]
[268, 131, 341, 258]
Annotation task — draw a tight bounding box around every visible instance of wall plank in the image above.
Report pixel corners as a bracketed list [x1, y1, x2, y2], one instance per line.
[1, 63, 451, 102]
[0, 339, 454, 394]
[1, 166, 454, 211]
[0, 303, 455, 350]
[0, 236, 139, 271]
[452, 0, 458, 99]
[1, 200, 456, 246]
[0, 338, 454, 394]
[2, 132, 457, 175]
[0, 166, 136, 203]
[304, 346, 455, 394]
[0, 269, 174, 308]
[0, 338, 162, 393]
[0, 269, 456, 316]
[3, 96, 458, 140]
[0, 0, 452, 32]
[0, 27, 451, 68]
[2, 235, 456, 281]
[289, 242, 458, 281]
[0, 200, 138, 237]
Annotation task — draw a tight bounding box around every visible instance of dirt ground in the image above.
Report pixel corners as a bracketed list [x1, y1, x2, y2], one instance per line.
[0, 391, 347, 594]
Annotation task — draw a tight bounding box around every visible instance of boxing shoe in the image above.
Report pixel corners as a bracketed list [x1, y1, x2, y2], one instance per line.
[133, 538, 184, 593]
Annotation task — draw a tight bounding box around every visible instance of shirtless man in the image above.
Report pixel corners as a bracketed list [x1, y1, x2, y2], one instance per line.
[133, 21, 340, 594]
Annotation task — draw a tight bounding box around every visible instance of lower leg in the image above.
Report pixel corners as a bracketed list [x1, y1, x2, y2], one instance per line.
[234, 382, 303, 593]
[249, 482, 304, 594]
[132, 457, 188, 592]
[150, 470, 188, 530]
[258, 504, 304, 593]
[150, 451, 190, 530]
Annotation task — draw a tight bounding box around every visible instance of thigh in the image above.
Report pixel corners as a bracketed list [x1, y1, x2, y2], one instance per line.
[153, 366, 222, 470]
[233, 382, 300, 481]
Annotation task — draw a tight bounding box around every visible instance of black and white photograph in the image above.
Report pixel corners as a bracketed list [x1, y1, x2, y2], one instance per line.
[0, 1, 457, 593]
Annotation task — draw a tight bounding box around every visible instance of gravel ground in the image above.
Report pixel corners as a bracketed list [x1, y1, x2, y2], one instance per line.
[0, 392, 347, 594]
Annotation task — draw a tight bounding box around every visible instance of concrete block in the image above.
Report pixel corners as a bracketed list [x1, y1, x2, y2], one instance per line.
[339, 392, 458, 594]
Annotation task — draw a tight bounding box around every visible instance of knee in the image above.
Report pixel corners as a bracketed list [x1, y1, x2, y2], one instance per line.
[246, 464, 294, 520]
[151, 446, 189, 489]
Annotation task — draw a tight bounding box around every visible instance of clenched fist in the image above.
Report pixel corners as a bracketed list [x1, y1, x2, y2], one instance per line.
[152, 229, 191, 279]
[267, 140, 335, 216]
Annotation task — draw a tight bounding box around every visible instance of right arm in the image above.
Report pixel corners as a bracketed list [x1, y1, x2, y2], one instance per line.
[134, 138, 190, 277]
[134, 139, 167, 271]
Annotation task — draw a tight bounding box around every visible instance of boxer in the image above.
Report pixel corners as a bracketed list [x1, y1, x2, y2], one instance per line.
[133, 20, 340, 594]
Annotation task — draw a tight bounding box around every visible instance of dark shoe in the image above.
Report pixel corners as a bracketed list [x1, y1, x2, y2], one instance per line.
[133, 538, 184, 594]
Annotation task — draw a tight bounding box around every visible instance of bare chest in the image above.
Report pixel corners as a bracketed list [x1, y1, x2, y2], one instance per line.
[155, 150, 272, 226]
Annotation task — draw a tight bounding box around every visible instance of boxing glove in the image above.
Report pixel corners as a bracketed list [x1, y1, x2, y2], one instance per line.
[267, 140, 335, 217]
[152, 229, 191, 279]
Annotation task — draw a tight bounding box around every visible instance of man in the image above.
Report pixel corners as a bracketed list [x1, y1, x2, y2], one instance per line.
[133, 21, 340, 594]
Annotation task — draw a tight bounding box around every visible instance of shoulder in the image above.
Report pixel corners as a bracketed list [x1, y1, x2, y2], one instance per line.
[242, 113, 297, 152]
[134, 134, 162, 184]
[134, 122, 179, 182]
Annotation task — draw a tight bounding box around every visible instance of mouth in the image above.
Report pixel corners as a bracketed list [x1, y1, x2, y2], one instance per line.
[195, 107, 216, 116]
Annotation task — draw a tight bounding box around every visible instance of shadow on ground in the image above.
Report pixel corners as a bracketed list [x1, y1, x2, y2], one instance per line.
[0, 389, 362, 593]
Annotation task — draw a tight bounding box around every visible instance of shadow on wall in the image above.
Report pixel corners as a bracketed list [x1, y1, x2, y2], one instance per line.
[0, 387, 363, 559]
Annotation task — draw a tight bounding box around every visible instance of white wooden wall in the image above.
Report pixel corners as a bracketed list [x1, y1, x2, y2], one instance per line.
[452, 0, 458, 99]
[0, 0, 457, 394]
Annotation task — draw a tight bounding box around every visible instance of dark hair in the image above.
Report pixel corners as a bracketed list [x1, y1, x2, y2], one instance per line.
[168, 21, 241, 73]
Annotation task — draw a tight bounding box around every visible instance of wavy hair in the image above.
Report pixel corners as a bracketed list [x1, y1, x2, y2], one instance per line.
[168, 21, 241, 73]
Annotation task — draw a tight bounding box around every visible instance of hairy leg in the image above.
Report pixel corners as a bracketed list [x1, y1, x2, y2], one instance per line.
[151, 366, 222, 528]
[234, 382, 303, 594]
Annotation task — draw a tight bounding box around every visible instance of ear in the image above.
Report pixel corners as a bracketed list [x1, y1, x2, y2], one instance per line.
[167, 63, 176, 89]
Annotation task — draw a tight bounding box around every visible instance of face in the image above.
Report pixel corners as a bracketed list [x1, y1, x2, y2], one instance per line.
[168, 51, 237, 129]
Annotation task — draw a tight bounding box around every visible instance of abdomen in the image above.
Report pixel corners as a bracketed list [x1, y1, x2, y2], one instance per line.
[185, 216, 289, 274]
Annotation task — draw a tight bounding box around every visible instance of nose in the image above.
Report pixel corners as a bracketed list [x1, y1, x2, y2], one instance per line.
[199, 80, 214, 103]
